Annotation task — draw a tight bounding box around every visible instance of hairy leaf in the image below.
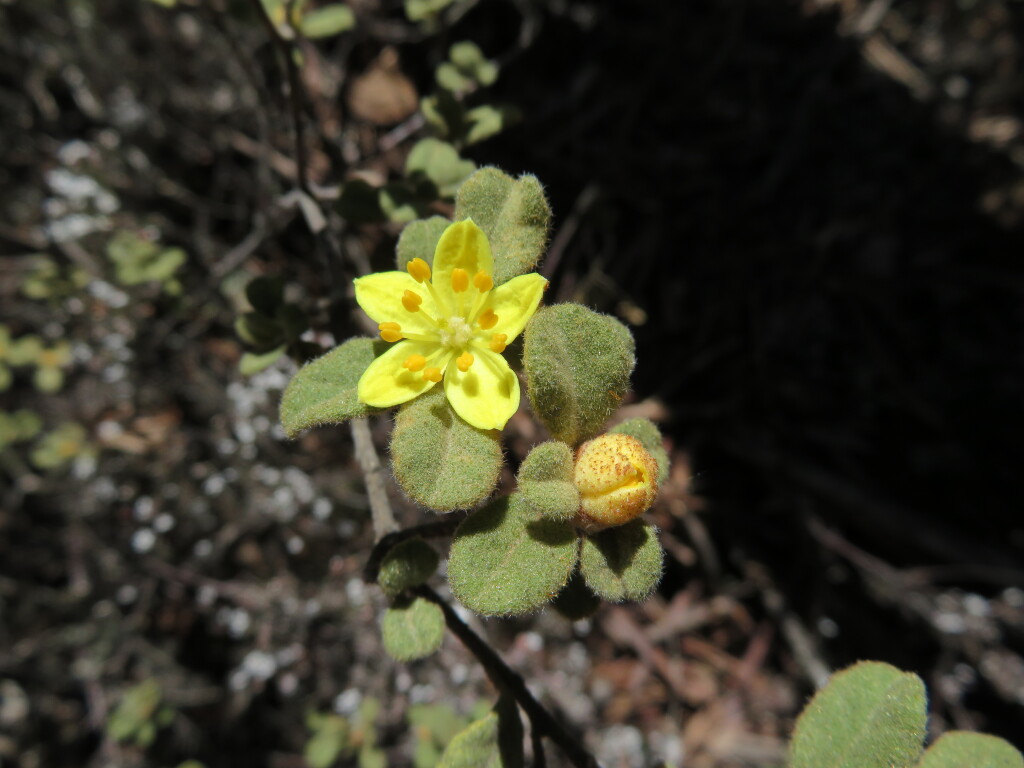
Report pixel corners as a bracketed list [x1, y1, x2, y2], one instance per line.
[381, 596, 445, 662]
[789, 661, 927, 768]
[390, 387, 502, 511]
[453, 168, 550, 285]
[523, 304, 635, 447]
[580, 520, 663, 602]
[448, 494, 578, 616]
[279, 338, 382, 437]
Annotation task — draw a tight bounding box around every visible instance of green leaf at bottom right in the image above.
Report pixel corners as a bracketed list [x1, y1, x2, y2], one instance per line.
[917, 732, 1023, 768]
[788, 661, 926, 768]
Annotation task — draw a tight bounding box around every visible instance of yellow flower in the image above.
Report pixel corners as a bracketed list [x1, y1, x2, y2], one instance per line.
[355, 220, 547, 431]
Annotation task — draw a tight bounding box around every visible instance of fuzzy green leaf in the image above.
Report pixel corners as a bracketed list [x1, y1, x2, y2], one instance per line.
[240, 346, 286, 376]
[305, 716, 350, 768]
[421, 91, 465, 140]
[409, 703, 469, 768]
[299, 4, 356, 38]
[517, 440, 579, 520]
[438, 696, 523, 768]
[378, 537, 440, 597]
[435, 63, 473, 94]
[523, 304, 635, 447]
[381, 596, 445, 662]
[405, 139, 476, 199]
[448, 494, 578, 616]
[30, 422, 89, 470]
[551, 569, 601, 621]
[390, 387, 502, 512]
[235, 312, 283, 347]
[580, 520, 663, 602]
[464, 105, 519, 145]
[405, 0, 453, 21]
[789, 661, 927, 768]
[34, 365, 64, 393]
[917, 732, 1023, 768]
[453, 168, 550, 285]
[396, 216, 450, 271]
[610, 418, 670, 486]
[279, 338, 382, 437]
[380, 181, 429, 223]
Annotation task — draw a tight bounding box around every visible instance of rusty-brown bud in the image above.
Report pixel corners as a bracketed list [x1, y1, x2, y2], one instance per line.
[573, 433, 658, 532]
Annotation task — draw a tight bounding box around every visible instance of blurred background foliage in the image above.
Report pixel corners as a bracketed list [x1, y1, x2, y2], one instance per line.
[1, 0, 1023, 766]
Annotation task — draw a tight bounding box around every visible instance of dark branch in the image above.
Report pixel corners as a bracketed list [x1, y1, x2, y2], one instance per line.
[414, 585, 601, 768]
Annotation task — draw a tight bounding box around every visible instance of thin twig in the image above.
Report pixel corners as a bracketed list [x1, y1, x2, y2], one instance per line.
[350, 418, 397, 537]
[415, 586, 601, 768]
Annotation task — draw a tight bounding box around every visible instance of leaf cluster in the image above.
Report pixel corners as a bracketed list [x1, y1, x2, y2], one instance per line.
[106, 230, 185, 295]
[235, 276, 318, 375]
[106, 679, 175, 749]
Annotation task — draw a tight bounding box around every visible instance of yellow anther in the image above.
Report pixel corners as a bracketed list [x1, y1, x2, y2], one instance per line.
[403, 354, 427, 372]
[489, 333, 508, 354]
[473, 271, 493, 292]
[478, 308, 498, 330]
[402, 290, 422, 312]
[378, 322, 402, 343]
[423, 366, 443, 383]
[456, 352, 474, 372]
[451, 268, 469, 293]
[407, 258, 431, 283]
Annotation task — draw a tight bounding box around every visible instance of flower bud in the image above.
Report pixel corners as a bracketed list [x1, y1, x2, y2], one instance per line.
[573, 433, 658, 532]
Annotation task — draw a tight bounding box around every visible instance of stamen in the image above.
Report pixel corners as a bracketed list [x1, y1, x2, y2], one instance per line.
[478, 309, 498, 330]
[378, 322, 402, 343]
[451, 268, 469, 293]
[402, 290, 423, 312]
[407, 258, 431, 283]
[456, 352, 474, 372]
[422, 367, 443, 383]
[403, 354, 427, 372]
[473, 271, 493, 292]
[489, 333, 508, 353]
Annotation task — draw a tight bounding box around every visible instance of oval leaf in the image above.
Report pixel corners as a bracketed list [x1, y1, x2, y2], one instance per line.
[580, 520, 663, 602]
[517, 440, 579, 520]
[378, 537, 440, 597]
[523, 304, 635, 447]
[381, 596, 444, 662]
[390, 387, 502, 512]
[300, 5, 356, 38]
[789, 661, 927, 768]
[280, 338, 382, 437]
[448, 495, 578, 616]
[240, 345, 286, 376]
[396, 216, 450, 271]
[917, 732, 1023, 768]
[438, 696, 523, 768]
[405, 139, 476, 199]
[453, 168, 551, 285]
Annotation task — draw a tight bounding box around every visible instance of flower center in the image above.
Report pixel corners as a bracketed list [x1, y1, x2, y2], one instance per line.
[439, 316, 473, 349]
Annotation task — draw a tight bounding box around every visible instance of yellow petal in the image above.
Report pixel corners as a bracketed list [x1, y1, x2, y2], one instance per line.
[354, 272, 441, 337]
[358, 341, 449, 407]
[443, 348, 520, 430]
[432, 220, 493, 303]
[476, 273, 547, 341]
